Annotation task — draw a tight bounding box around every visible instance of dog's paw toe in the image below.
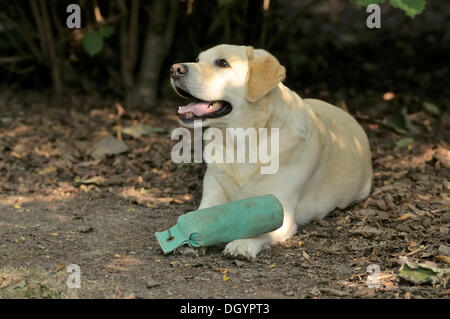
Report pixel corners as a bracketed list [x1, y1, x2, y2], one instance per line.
[223, 239, 261, 260]
[174, 246, 206, 257]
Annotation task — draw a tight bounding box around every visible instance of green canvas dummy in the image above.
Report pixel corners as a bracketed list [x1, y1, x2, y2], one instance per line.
[155, 195, 284, 254]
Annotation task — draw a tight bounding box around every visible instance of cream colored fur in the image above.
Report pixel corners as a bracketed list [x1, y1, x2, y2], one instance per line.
[171, 44, 372, 258]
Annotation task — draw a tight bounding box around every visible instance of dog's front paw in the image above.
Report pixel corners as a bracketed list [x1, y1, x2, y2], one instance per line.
[223, 239, 263, 259]
[174, 245, 206, 257]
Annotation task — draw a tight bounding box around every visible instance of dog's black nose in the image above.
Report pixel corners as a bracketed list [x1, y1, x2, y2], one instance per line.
[170, 63, 188, 79]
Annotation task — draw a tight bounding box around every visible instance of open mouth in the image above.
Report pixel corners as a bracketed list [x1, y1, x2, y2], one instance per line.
[174, 86, 232, 122]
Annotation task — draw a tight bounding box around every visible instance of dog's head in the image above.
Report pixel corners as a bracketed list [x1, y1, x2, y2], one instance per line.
[170, 44, 286, 128]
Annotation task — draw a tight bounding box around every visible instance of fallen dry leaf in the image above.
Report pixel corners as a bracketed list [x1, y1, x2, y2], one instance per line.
[90, 136, 130, 159]
[145, 278, 161, 289]
[434, 146, 450, 168]
[0, 273, 21, 289]
[122, 124, 167, 138]
[437, 289, 450, 296]
[74, 176, 106, 185]
[217, 267, 229, 275]
[349, 226, 382, 238]
[397, 213, 414, 221]
[435, 255, 450, 264]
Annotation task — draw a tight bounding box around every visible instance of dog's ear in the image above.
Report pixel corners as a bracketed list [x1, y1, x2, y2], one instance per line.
[245, 47, 286, 103]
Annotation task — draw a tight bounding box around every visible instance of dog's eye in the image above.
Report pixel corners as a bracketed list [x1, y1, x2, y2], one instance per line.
[215, 59, 230, 68]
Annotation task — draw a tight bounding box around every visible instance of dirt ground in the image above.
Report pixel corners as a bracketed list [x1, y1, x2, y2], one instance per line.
[0, 90, 449, 299]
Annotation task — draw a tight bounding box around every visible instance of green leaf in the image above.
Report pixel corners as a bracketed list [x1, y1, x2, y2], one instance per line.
[82, 31, 104, 56]
[351, 0, 386, 6]
[351, 0, 426, 17]
[389, 0, 426, 17]
[98, 25, 114, 39]
[398, 259, 450, 285]
[396, 137, 414, 148]
[399, 263, 438, 285]
[383, 108, 420, 135]
[422, 101, 440, 115]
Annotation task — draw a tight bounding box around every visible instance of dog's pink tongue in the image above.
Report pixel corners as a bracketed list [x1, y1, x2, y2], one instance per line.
[178, 101, 211, 117]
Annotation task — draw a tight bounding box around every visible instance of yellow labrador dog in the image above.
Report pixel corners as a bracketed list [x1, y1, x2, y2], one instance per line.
[170, 44, 372, 258]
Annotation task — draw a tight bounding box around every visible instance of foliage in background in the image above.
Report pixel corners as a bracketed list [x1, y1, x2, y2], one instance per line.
[0, 0, 446, 112]
[351, 0, 426, 17]
[82, 25, 114, 56]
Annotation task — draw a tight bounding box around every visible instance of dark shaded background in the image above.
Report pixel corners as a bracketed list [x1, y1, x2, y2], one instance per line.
[1, 0, 449, 114]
